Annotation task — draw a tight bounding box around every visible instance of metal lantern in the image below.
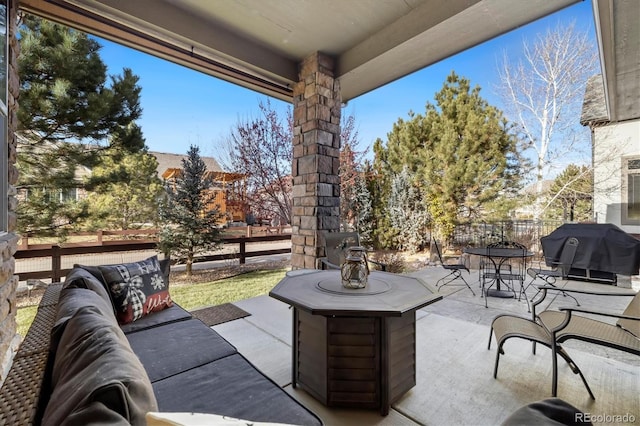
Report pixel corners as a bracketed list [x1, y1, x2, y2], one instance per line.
[341, 246, 370, 289]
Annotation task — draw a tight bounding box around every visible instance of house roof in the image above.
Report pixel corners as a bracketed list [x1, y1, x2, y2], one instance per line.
[150, 151, 224, 178]
[19, 0, 580, 103]
[522, 180, 554, 196]
[580, 74, 609, 126]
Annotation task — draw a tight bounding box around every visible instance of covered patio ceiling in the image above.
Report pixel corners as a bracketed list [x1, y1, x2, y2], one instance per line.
[20, 0, 585, 104]
[18, 0, 640, 124]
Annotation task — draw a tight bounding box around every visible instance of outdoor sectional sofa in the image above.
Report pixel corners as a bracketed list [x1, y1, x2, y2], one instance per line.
[0, 256, 322, 425]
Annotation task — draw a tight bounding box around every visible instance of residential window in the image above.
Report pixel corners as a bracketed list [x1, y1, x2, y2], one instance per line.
[61, 188, 78, 202]
[25, 187, 79, 204]
[622, 156, 640, 225]
[0, 0, 8, 232]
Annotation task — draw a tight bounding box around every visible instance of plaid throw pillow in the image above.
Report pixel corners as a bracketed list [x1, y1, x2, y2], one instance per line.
[99, 255, 173, 325]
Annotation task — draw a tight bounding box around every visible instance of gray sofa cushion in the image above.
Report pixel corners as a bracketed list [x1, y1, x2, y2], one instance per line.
[50, 287, 117, 358]
[152, 353, 322, 426]
[63, 267, 114, 308]
[121, 303, 192, 334]
[43, 289, 157, 426]
[126, 318, 237, 382]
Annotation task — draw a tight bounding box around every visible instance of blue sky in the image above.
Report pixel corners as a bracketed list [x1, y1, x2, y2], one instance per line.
[96, 1, 596, 163]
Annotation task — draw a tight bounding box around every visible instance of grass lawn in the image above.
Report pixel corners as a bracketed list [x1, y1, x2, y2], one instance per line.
[16, 305, 38, 337]
[170, 268, 287, 311]
[15, 268, 288, 337]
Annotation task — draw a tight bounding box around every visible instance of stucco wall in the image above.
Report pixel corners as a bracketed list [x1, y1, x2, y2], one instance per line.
[0, 0, 20, 385]
[592, 119, 640, 234]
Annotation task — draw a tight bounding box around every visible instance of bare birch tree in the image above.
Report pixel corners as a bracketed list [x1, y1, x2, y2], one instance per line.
[497, 21, 598, 219]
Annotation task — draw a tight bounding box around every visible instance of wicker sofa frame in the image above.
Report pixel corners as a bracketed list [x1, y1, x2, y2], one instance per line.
[0, 272, 323, 425]
[0, 283, 62, 425]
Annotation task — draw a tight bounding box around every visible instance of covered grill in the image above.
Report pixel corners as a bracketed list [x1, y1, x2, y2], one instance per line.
[540, 223, 640, 281]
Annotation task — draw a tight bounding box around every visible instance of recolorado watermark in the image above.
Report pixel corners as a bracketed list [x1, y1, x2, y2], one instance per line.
[576, 412, 636, 424]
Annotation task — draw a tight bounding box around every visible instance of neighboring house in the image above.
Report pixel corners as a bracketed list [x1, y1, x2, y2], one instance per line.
[14, 135, 91, 204]
[512, 180, 553, 219]
[16, 144, 248, 224]
[150, 151, 223, 179]
[16, 164, 90, 204]
[581, 75, 640, 235]
[151, 151, 248, 223]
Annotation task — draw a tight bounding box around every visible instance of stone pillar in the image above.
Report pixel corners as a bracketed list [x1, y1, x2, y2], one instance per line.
[0, 0, 21, 384]
[291, 52, 341, 269]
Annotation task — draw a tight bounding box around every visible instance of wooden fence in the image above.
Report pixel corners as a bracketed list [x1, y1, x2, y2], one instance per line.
[17, 226, 291, 249]
[15, 232, 291, 283]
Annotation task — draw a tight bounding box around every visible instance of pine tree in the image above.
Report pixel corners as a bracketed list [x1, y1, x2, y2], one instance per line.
[17, 15, 144, 237]
[376, 72, 524, 243]
[369, 140, 399, 249]
[85, 145, 163, 230]
[158, 146, 224, 276]
[544, 164, 593, 222]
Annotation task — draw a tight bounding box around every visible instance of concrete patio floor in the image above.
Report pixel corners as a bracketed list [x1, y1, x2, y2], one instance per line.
[213, 267, 639, 426]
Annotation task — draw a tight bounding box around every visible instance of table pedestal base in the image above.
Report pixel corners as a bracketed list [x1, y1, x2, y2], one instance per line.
[486, 288, 515, 298]
[292, 308, 416, 416]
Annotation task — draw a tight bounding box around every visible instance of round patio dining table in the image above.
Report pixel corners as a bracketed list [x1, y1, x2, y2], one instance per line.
[464, 246, 534, 297]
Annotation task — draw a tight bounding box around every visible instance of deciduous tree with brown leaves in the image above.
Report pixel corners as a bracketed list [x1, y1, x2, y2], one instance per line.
[224, 100, 293, 225]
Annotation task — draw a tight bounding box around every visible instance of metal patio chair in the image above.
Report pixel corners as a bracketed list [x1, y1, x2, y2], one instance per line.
[523, 237, 580, 312]
[319, 231, 387, 271]
[433, 239, 475, 295]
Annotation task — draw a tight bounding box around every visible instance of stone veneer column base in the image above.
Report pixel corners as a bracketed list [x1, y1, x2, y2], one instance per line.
[291, 52, 341, 269]
[0, 233, 20, 386]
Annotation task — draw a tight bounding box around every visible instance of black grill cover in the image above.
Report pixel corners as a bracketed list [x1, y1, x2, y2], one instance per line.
[540, 223, 640, 276]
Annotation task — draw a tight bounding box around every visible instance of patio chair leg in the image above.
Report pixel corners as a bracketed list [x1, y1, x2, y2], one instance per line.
[488, 326, 493, 350]
[552, 343, 559, 397]
[531, 282, 580, 308]
[435, 271, 457, 289]
[528, 275, 553, 301]
[459, 274, 475, 296]
[436, 270, 475, 296]
[556, 347, 595, 400]
[484, 284, 488, 307]
[519, 280, 532, 313]
[493, 347, 504, 379]
[519, 277, 535, 301]
[560, 291, 580, 307]
[483, 280, 494, 308]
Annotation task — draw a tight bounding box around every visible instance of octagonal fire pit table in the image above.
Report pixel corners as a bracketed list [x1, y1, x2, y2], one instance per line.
[269, 269, 442, 416]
